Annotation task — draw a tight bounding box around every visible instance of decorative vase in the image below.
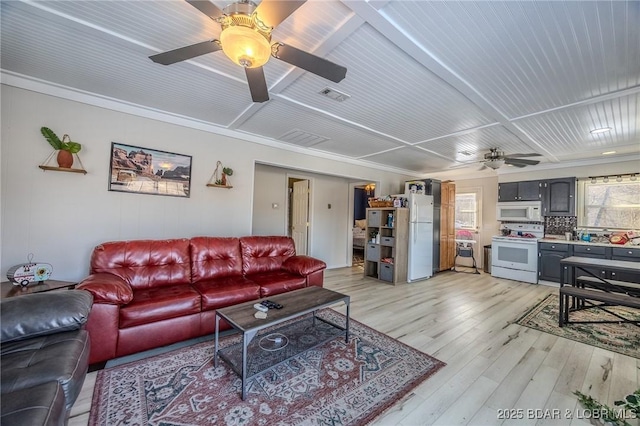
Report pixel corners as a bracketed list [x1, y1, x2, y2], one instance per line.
[221, 174, 227, 186]
[56, 150, 73, 168]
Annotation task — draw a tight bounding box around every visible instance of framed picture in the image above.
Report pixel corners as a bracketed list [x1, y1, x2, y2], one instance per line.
[108, 142, 192, 198]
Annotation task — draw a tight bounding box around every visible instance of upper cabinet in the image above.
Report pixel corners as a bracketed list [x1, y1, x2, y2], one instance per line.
[498, 177, 576, 217]
[498, 181, 541, 201]
[542, 177, 576, 216]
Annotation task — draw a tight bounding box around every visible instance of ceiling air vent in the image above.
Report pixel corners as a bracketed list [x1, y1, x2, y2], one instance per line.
[278, 129, 330, 147]
[319, 87, 351, 102]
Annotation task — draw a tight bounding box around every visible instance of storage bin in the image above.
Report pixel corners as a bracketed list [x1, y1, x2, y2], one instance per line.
[380, 263, 394, 282]
[380, 236, 395, 246]
[368, 210, 382, 227]
[366, 244, 380, 261]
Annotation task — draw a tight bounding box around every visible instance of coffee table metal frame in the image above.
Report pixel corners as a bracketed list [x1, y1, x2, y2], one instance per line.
[214, 286, 350, 400]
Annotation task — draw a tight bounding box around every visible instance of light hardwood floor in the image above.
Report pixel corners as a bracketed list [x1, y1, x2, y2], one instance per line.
[69, 267, 639, 425]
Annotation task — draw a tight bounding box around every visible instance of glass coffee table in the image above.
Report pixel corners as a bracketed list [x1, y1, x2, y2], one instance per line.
[214, 286, 350, 400]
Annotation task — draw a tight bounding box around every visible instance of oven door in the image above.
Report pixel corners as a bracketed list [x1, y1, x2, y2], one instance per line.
[491, 239, 538, 272]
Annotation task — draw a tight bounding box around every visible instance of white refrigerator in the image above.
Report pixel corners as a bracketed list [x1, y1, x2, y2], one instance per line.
[407, 194, 434, 282]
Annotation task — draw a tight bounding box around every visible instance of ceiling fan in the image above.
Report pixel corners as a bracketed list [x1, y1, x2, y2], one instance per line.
[149, 0, 347, 103]
[480, 148, 542, 170]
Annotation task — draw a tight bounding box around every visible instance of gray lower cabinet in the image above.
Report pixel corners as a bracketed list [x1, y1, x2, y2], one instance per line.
[572, 245, 609, 280]
[538, 242, 571, 283]
[610, 247, 640, 283]
[538, 243, 640, 283]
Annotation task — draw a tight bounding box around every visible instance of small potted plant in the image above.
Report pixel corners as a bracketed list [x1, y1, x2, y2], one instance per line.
[40, 127, 82, 168]
[221, 167, 233, 186]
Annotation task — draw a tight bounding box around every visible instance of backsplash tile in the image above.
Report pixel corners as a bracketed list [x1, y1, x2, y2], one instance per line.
[545, 216, 577, 235]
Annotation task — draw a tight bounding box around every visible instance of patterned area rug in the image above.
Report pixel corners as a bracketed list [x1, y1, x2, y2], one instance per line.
[89, 310, 445, 425]
[517, 294, 640, 358]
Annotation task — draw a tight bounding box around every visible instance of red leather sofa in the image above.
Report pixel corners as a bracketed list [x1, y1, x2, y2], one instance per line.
[76, 236, 326, 365]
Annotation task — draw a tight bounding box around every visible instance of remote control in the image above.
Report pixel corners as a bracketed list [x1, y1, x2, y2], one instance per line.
[261, 300, 283, 309]
[253, 303, 268, 312]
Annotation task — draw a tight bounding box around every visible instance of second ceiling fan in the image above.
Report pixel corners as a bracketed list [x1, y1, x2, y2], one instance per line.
[150, 0, 347, 102]
[480, 148, 542, 170]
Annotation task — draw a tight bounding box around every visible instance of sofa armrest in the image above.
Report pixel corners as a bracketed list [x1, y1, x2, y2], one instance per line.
[76, 273, 133, 305]
[1, 290, 93, 343]
[282, 255, 327, 276]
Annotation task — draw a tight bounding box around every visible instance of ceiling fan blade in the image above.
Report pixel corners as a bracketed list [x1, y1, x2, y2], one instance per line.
[150, 40, 221, 65]
[505, 158, 540, 166]
[185, 0, 225, 20]
[504, 153, 542, 158]
[245, 67, 269, 103]
[273, 43, 347, 83]
[255, 0, 306, 28]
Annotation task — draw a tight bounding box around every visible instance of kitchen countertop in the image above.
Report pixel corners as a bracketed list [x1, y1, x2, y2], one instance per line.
[540, 236, 639, 248]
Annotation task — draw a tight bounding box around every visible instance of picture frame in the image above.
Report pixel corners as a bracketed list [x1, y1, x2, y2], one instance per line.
[108, 142, 192, 198]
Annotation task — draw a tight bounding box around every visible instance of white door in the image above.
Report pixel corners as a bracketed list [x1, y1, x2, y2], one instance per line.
[292, 180, 309, 255]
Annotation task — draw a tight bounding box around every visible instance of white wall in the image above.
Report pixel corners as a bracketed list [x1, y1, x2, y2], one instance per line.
[252, 164, 362, 268]
[0, 85, 410, 280]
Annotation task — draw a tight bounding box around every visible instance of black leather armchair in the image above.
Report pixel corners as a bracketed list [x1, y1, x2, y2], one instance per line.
[1, 290, 92, 426]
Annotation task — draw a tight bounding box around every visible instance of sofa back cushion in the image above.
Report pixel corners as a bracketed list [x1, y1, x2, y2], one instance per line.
[240, 236, 296, 276]
[190, 237, 243, 282]
[90, 239, 191, 290]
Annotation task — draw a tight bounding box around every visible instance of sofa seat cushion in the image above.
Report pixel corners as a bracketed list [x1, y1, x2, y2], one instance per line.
[1, 330, 90, 412]
[247, 271, 306, 297]
[193, 277, 260, 311]
[120, 285, 201, 329]
[1, 382, 66, 426]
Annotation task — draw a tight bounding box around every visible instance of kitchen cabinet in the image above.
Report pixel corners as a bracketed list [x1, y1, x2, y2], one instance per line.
[538, 242, 572, 283]
[610, 247, 640, 283]
[542, 177, 576, 216]
[571, 245, 609, 280]
[498, 180, 541, 201]
[439, 181, 456, 271]
[364, 208, 408, 284]
[538, 242, 640, 284]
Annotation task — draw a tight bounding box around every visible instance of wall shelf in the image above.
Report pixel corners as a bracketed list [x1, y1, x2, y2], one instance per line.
[38, 165, 87, 175]
[206, 183, 233, 189]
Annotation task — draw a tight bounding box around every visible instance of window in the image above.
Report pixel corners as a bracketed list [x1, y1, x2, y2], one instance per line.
[579, 177, 640, 229]
[455, 192, 477, 229]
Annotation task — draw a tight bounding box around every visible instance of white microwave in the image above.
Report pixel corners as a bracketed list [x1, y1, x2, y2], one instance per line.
[496, 201, 542, 222]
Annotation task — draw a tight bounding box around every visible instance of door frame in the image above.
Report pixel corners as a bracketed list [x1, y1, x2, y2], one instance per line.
[286, 173, 313, 256]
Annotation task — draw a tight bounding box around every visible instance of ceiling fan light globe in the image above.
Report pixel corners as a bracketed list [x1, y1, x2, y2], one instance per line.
[220, 25, 271, 68]
[485, 159, 505, 170]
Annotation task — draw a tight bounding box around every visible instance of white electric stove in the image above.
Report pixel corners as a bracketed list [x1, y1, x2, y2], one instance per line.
[491, 223, 544, 284]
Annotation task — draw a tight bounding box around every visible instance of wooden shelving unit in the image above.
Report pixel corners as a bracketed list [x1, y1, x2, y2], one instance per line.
[206, 183, 233, 189]
[363, 207, 409, 285]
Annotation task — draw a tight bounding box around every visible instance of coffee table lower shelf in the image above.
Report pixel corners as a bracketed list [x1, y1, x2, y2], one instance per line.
[217, 315, 345, 381]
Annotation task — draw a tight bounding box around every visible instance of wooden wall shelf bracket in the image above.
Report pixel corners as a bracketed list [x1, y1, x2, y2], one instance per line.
[206, 183, 233, 189]
[38, 150, 87, 174]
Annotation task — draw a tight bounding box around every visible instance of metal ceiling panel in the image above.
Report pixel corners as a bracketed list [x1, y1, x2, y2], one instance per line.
[513, 93, 639, 157]
[237, 99, 402, 157]
[1, 2, 250, 124]
[280, 23, 495, 143]
[382, 1, 640, 118]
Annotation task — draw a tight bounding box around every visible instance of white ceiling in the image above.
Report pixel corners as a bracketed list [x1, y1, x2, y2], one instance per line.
[2, 0, 639, 176]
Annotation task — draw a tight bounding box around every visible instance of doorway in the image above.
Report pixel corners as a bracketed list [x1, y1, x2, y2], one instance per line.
[287, 177, 310, 255]
[351, 182, 376, 267]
